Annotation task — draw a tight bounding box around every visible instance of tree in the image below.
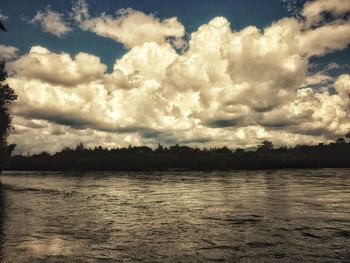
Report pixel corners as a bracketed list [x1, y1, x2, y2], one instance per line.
[156, 143, 164, 153]
[0, 61, 17, 171]
[336, 137, 345, 144]
[345, 131, 350, 143]
[234, 148, 245, 154]
[0, 21, 7, 32]
[75, 142, 86, 152]
[257, 140, 274, 152]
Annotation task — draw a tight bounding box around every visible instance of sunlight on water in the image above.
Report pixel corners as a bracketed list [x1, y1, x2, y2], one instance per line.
[18, 236, 76, 256]
[0, 170, 349, 262]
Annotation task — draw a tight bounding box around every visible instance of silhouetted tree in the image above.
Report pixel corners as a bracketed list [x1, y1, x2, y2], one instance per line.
[336, 137, 346, 144]
[257, 140, 274, 152]
[234, 148, 245, 154]
[345, 131, 350, 142]
[7, 140, 350, 171]
[0, 61, 17, 171]
[0, 21, 7, 32]
[156, 143, 164, 153]
[213, 146, 232, 154]
[75, 142, 86, 152]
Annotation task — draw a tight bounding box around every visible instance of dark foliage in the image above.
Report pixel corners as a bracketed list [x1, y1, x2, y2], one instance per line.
[0, 61, 17, 171]
[0, 21, 6, 32]
[6, 139, 350, 171]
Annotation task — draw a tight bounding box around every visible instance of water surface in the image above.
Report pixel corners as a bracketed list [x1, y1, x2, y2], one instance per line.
[0, 169, 349, 262]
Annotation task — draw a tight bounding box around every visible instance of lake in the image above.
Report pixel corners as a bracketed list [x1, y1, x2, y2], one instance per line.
[0, 169, 349, 262]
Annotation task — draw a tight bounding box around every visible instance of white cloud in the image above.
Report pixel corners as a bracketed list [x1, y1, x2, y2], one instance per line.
[304, 73, 333, 86]
[30, 6, 71, 37]
[334, 74, 350, 97]
[6, 3, 350, 153]
[8, 46, 107, 86]
[324, 62, 341, 71]
[298, 20, 350, 57]
[301, 0, 350, 25]
[0, 11, 8, 21]
[0, 45, 18, 60]
[72, 0, 185, 48]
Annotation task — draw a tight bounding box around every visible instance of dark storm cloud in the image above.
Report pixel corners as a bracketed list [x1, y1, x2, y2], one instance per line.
[15, 107, 179, 142]
[179, 137, 212, 144]
[16, 108, 98, 129]
[206, 118, 241, 128]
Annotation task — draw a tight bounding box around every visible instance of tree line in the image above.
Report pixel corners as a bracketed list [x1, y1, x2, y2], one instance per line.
[6, 139, 350, 171]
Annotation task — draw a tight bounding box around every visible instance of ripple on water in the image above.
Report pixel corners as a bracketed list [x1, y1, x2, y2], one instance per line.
[0, 169, 349, 262]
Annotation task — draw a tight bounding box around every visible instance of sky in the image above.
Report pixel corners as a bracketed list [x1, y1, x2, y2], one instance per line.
[1, 0, 350, 153]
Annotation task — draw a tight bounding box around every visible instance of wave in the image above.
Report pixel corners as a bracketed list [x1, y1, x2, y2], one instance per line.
[1, 184, 76, 196]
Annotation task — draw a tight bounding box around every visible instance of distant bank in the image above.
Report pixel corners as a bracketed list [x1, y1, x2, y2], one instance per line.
[3, 141, 350, 171]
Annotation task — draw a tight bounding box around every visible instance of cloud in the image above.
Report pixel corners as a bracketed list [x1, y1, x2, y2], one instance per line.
[8, 46, 107, 86]
[0, 45, 18, 60]
[304, 73, 333, 86]
[301, 0, 350, 25]
[6, 2, 350, 153]
[0, 11, 8, 21]
[30, 6, 71, 37]
[324, 62, 341, 71]
[72, 0, 185, 48]
[298, 20, 350, 57]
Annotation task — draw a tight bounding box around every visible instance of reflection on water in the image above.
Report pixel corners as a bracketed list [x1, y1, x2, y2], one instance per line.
[0, 169, 349, 262]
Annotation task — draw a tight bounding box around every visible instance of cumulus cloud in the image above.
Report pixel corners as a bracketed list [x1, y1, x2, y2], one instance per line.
[30, 6, 71, 37]
[6, 1, 350, 153]
[8, 46, 107, 86]
[0, 45, 18, 60]
[72, 0, 185, 48]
